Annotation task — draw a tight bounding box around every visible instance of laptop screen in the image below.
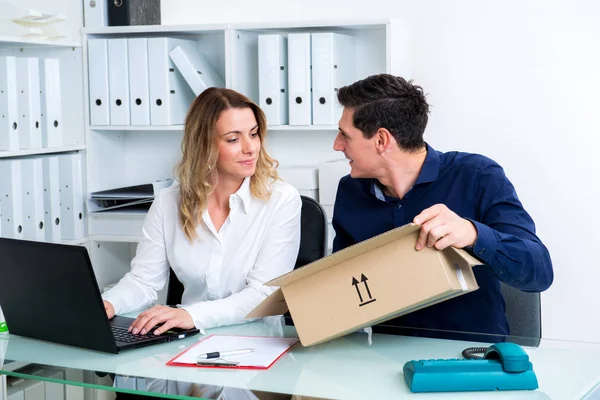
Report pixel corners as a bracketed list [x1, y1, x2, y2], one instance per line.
[0, 238, 118, 353]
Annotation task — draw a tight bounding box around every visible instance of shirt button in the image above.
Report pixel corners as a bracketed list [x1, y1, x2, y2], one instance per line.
[498, 269, 504, 275]
[397, 204, 402, 209]
[479, 248, 486, 255]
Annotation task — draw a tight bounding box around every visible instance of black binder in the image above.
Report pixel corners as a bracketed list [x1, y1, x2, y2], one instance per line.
[108, 0, 161, 26]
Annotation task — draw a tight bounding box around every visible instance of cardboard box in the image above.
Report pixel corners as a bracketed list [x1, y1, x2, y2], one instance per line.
[247, 223, 482, 346]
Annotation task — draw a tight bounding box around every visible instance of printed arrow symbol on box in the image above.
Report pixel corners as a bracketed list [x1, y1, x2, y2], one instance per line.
[361, 274, 373, 299]
[352, 277, 363, 303]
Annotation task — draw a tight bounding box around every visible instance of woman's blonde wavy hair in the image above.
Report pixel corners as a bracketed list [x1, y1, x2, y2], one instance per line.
[174, 88, 279, 242]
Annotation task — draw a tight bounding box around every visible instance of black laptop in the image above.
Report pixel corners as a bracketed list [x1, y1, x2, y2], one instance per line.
[0, 238, 199, 354]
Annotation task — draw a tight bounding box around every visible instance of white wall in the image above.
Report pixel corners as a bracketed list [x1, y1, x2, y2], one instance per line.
[163, 0, 600, 343]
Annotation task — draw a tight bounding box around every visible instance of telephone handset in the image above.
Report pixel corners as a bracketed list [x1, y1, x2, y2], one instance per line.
[403, 342, 538, 393]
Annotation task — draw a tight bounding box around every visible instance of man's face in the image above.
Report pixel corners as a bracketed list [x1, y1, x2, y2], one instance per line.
[333, 108, 377, 178]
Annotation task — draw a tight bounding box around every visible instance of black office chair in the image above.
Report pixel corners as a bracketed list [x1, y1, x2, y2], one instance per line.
[165, 195, 328, 306]
[294, 195, 328, 269]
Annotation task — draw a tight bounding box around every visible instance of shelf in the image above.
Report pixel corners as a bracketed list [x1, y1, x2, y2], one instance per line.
[89, 234, 142, 243]
[90, 125, 184, 131]
[62, 238, 88, 246]
[0, 144, 85, 159]
[2, 361, 31, 373]
[88, 212, 147, 241]
[83, 23, 229, 36]
[232, 18, 397, 31]
[0, 35, 80, 47]
[268, 125, 338, 131]
[91, 125, 337, 132]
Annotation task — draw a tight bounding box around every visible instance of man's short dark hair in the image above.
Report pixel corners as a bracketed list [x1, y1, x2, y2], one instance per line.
[337, 74, 429, 152]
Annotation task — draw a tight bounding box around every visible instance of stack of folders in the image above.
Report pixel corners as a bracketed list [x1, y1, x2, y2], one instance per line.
[87, 38, 224, 127]
[0, 56, 64, 151]
[0, 153, 85, 242]
[258, 32, 357, 126]
[87, 179, 174, 213]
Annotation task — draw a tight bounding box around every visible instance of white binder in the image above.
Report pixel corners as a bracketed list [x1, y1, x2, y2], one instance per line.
[39, 58, 64, 148]
[108, 38, 130, 126]
[287, 33, 312, 125]
[128, 38, 150, 126]
[318, 158, 351, 220]
[0, 159, 24, 239]
[87, 39, 110, 125]
[16, 57, 42, 149]
[58, 153, 86, 240]
[168, 45, 225, 96]
[311, 33, 356, 126]
[83, 0, 108, 28]
[147, 37, 197, 126]
[258, 34, 288, 125]
[42, 155, 61, 243]
[20, 158, 46, 241]
[0, 56, 19, 151]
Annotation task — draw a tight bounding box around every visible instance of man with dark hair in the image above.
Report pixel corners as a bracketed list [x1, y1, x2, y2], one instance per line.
[332, 73, 553, 336]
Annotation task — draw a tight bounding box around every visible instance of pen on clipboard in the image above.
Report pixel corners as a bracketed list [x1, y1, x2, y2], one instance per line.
[196, 360, 240, 367]
[197, 348, 254, 360]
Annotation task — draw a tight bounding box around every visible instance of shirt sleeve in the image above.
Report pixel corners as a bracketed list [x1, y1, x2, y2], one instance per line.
[468, 162, 553, 292]
[332, 177, 356, 252]
[101, 193, 170, 315]
[181, 190, 302, 330]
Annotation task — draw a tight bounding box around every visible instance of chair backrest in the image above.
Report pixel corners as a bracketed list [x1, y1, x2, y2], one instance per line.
[295, 196, 328, 269]
[499, 282, 541, 339]
[166, 267, 184, 307]
[166, 195, 328, 306]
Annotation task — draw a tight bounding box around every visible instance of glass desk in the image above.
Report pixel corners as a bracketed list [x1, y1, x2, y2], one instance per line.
[2, 316, 600, 399]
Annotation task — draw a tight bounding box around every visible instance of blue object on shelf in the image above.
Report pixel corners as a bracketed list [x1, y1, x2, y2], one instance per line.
[403, 342, 538, 392]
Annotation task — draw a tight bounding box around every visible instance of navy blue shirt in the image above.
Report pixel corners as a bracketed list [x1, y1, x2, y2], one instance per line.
[332, 144, 553, 336]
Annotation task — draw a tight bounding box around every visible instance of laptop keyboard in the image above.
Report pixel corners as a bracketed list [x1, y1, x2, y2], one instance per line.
[112, 325, 155, 343]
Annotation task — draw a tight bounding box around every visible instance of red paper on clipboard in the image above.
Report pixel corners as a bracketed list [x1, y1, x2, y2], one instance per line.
[166, 334, 299, 370]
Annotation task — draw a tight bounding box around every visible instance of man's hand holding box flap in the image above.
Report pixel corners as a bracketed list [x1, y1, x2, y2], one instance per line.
[247, 223, 482, 347]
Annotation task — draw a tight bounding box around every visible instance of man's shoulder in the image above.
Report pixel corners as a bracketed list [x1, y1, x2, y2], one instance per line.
[441, 150, 502, 174]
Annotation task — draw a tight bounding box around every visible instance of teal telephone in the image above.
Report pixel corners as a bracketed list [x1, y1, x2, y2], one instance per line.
[403, 342, 538, 393]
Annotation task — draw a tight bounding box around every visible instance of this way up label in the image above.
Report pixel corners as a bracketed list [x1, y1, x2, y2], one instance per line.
[352, 273, 376, 307]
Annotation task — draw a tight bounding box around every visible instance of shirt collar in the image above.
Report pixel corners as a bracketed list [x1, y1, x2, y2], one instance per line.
[415, 143, 440, 185]
[229, 177, 252, 214]
[370, 143, 441, 200]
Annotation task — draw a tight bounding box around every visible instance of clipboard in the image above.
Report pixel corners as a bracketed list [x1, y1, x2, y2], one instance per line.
[166, 334, 299, 370]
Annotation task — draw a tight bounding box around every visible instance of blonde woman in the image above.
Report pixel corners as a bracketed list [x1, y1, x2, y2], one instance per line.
[102, 88, 301, 336]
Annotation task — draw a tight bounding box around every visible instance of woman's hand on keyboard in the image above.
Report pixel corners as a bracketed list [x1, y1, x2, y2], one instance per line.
[103, 300, 115, 319]
[129, 305, 195, 335]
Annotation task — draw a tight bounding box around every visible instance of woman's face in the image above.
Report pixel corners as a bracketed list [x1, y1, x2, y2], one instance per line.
[215, 107, 261, 182]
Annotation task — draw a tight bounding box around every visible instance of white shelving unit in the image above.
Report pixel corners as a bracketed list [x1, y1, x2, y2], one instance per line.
[0, 144, 85, 159]
[77, 18, 412, 290]
[0, 35, 87, 247]
[268, 125, 339, 131]
[0, 36, 80, 48]
[89, 125, 184, 131]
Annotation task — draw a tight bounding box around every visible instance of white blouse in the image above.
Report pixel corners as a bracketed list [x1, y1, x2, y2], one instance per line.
[101, 177, 302, 330]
